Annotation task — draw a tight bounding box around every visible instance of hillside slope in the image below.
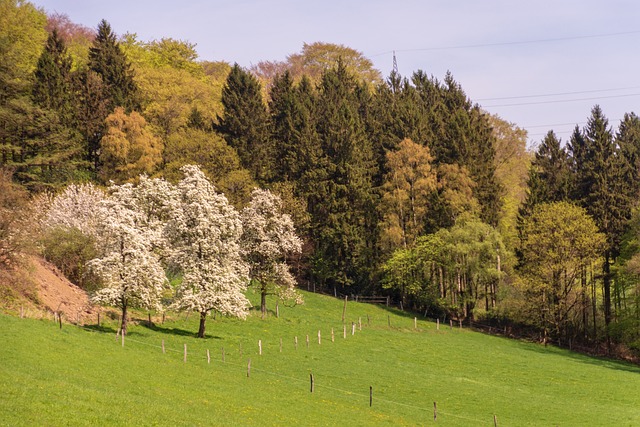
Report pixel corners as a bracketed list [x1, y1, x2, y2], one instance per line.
[0, 256, 95, 321]
[1, 289, 640, 426]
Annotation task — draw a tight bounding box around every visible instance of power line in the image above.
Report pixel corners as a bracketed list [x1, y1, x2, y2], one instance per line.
[371, 29, 640, 57]
[482, 92, 640, 108]
[476, 86, 640, 102]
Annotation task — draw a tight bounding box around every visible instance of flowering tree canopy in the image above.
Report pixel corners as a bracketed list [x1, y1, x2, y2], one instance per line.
[88, 182, 168, 334]
[167, 165, 250, 337]
[42, 182, 105, 236]
[241, 188, 303, 316]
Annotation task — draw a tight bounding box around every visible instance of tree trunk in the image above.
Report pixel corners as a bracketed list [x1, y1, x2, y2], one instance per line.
[121, 303, 128, 336]
[197, 311, 207, 338]
[261, 287, 267, 319]
[603, 254, 612, 352]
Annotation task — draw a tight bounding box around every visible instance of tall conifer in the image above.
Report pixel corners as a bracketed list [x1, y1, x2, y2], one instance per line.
[217, 63, 273, 183]
[88, 19, 139, 112]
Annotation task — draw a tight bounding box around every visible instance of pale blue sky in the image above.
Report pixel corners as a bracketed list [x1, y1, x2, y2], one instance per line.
[33, 0, 640, 146]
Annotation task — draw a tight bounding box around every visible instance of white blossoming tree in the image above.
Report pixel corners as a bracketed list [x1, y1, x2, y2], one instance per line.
[167, 165, 250, 338]
[241, 188, 303, 317]
[42, 183, 105, 237]
[88, 182, 169, 335]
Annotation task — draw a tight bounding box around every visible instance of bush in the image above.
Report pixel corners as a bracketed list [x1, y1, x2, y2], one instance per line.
[41, 227, 98, 290]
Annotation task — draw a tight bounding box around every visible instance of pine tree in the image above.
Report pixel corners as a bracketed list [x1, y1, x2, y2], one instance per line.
[32, 29, 73, 124]
[617, 113, 640, 187]
[311, 62, 379, 291]
[520, 130, 571, 219]
[69, 69, 110, 169]
[216, 63, 273, 183]
[572, 105, 631, 344]
[269, 70, 297, 181]
[88, 19, 139, 112]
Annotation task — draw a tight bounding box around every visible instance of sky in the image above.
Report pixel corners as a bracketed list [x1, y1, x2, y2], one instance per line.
[33, 0, 640, 147]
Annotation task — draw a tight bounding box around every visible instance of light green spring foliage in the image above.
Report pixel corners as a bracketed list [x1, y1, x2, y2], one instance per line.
[99, 107, 163, 183]
[519, 201, 605, 336]
[120, 34, 227, 136]
[0, 0, 48, 83]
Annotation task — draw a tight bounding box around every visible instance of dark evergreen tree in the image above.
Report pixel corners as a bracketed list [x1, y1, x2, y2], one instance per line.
[216, 63, 274, 183]
[69, 69, 110, 170]
[31, 29, 73, 124]
[520, 130, 571, 218]
[269, 70, 297, 181]
[311, 62, 379, 292]
[617, 113, 640, 187]
[571, 105, 632, 345]
[88, 19, 139, 113]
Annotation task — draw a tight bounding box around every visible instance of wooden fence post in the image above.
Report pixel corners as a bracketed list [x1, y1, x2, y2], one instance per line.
[459, 319, 462, 329]
[343, 324, 346, 339]
[259, 339, 262, 355]
[207, 349, 210, 364]
[450, 319, 453, 330]
[369, 386, 373, 407]
[359, 317, 362, 331]
[351, 322, 355, 336]
[247, 359, 251, 377]
[183, 344, 187, 363]
[494, 414, 498, 426]
[121, 330, 124, 347]
[310, 373, 314, 393]
[434, 401, 437, 421]
[414, 317, 417, 329]
[162, 339, 165, 354]
[295, 336, 298, 350]
[276, 302, 279, 318]
[318, 330, 321, 345]
[20, 306, 24, 318]
[388, 315, 391, 327]
[331, 328, 335, 342]
[97, 312, 100, 327]
[437, 318, 439, 330]
[306, 334, 310, 348]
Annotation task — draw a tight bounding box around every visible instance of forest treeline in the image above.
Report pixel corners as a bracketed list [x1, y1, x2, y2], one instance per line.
[2, 0, 640, 357]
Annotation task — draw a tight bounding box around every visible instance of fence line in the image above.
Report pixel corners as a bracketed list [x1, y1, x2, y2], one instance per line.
[9, 310, 492, 424]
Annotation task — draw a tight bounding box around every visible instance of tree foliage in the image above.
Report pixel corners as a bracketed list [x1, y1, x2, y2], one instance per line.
[167, 165, 250, 338]
[88, 182, 169, 335]
[519, 202, 605, 341]
[241, 188, 302, 316]
[99, 107, 163, 183]
[88, 20, 139, 112]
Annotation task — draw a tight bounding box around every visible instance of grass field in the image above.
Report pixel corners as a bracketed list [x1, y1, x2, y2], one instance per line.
[1, 289, 639, 426]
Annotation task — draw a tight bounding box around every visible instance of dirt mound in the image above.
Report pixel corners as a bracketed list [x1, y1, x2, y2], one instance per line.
[29, 256, 96, 322]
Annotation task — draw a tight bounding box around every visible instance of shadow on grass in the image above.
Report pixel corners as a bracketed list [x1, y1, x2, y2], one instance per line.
[83, 324, 117, 334]
[141, 322, 223, 340]
[519, 342, 640, 374]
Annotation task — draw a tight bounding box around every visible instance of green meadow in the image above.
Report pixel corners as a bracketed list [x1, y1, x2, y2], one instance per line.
[1, 289, 639, 426]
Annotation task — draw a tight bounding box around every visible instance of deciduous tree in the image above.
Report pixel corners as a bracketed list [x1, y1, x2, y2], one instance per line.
[88, 182, 168, 335]
[167, 165, 250, 338]
[99, 107, 162, 183]
[519, 202, 605, 342]
[241, 188, 302, 317]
